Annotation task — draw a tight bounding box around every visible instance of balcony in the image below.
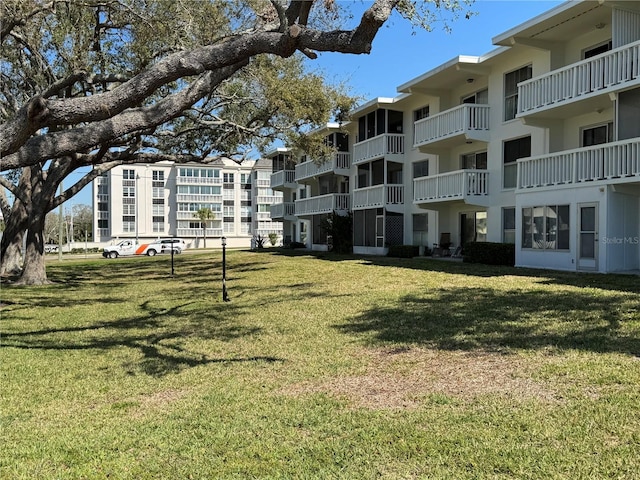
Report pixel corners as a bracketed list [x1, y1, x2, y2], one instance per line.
[295, 152, 351, 182]
[353, 134, 405, 165]
[270, 170, 297, 190]
[295, 193, 350, 217]
[518, 41, 640, 119]
[413, 169, 489, 205]
[176, 176, 222, 185]
[517, 138, 640, 191]
[352, 185, 404, 211]
[256, 195, 281, 205]
[269, 202, 296, 220]
[414, 104, 490, 150]
[176, 194, 223, 203]
[176, 228, 224, 237]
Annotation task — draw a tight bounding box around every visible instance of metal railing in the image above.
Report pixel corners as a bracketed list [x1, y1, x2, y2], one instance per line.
[518, 41, 640, 114]
[352, 184, 404, 209]
[295, 152, 352, 181]
[295, 193, 350, 216]
[414, 169, 489, 202]
[353, 134, 405, 164]
[270, 170, 296, 189]
[517, 138, 640, 189]
[269, 202, 296, 218]
[413, 104, 490, 146]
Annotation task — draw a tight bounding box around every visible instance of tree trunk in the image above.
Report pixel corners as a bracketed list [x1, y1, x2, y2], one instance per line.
[0, 229, 24, 277]
[203, 224, 207, 249]
[16, 214, 50, 285]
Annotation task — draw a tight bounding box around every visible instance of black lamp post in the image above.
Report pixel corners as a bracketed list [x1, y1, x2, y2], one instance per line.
[221, 236, 230, 302]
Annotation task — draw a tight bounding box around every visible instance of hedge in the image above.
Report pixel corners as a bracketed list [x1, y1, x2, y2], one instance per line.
[462, 242, 515, 266]
[387, 245, 419, 258]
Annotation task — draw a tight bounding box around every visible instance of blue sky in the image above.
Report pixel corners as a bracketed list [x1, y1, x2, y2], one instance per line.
[68, 0, 564, 208]
[308, 0, 565, 100]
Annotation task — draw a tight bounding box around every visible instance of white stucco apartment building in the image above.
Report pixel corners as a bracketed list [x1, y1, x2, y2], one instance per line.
[270, 0, 639, 273]
[93, 158, 283, 249]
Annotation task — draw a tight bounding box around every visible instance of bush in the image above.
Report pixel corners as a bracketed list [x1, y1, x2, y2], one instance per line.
[70, 247, 101, 254]
[463, 242, 515, 266]
[268, 233, 278, 246]
[289, 242, 306, 249]
[387, 245, 419, 258]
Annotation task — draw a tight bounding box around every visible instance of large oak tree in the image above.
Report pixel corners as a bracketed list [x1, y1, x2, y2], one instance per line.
[1, 0, 471, 284]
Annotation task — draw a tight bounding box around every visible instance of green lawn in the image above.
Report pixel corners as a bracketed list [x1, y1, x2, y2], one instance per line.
[2, 250, 639, 479]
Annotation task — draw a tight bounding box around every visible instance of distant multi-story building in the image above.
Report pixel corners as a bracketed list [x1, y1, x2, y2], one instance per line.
[92, 158, 283, 248]
[271, 0, 640, 273]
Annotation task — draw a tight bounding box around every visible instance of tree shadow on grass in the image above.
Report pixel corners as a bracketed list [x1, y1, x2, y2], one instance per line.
[268, 250, 640, 294]
[2, 300, 284, 377]
[335, 287, 640, 356]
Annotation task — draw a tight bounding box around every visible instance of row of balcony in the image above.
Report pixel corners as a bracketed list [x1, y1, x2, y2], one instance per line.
[270, 138, 639, 217]
[272, 42, 639, 191]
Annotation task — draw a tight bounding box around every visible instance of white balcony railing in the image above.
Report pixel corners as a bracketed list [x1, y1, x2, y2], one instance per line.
[295, 193, 350, 216]
[270, 202, 296, 219]
[353, 134, 405, 164]
[176, 176, 223, 185]
[295, 152, 351, 181]
[414, 169, 489, 203]
[517, 138, 640, 190]
[270, 170, 296, 189]
[177, 211, 223, 220]
[256, 195, 282, 204]
[176, 228, 224, 237]
[176, 194, 223, 203]
[518, 41, 640, 115]
[352, 185, 404, 209]
[413, 104, 490, 147]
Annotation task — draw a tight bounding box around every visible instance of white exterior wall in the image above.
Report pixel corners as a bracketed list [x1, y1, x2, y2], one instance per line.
[269, 0, 640, 272]
[93, 159, 282, 249]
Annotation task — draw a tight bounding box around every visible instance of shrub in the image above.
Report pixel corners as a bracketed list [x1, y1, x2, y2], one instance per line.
[321, 212, 353, 254]
[268, 233, 278, 246]
[387, 245, 419, 258]
[463, 242, 515, 266]
[289, 241, 306, 249]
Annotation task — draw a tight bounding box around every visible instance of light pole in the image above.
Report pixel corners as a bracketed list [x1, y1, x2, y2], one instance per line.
[221, 236, 230, 302]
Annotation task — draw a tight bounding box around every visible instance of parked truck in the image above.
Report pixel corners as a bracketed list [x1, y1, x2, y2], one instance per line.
[102, 238, 187, 258]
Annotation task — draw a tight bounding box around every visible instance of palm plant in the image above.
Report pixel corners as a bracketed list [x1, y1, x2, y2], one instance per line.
[193, 208, 215, 248]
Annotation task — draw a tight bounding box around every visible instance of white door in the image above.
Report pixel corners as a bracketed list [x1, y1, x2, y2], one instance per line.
[578, 203, 598, 271]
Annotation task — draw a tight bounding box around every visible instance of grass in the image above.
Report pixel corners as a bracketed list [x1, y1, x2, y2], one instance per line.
[1, 250, 639, 479]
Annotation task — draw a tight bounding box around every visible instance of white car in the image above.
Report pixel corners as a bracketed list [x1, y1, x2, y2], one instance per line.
[103, 238, 188, 258]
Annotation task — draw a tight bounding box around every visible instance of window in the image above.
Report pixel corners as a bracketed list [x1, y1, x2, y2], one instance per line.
[122, 187, 135, 197]
[522, 205, 570, 250]
[414, 105, 429, 122]
[503, 136, 531, 189]
[584, 40, 612, 59]
[462, 89, 488, 105]
[505, 65, 532, 121]
[462, 151, 487, 170]
[123, 204, 135, 215]
[152, 170, 164, 181]
[98, 219, 108, 229]
[152, 216, 164, 233]
[503, 208, 516, 244]
[123, 169, 135, 180]
[412, 214, 428, 246]
[98, 202, 108, 211]
[224, 173, 234, 183]
[582, 122, 613, 147]
[413, 160, 429, 178]
[152, 204, 164, 216]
